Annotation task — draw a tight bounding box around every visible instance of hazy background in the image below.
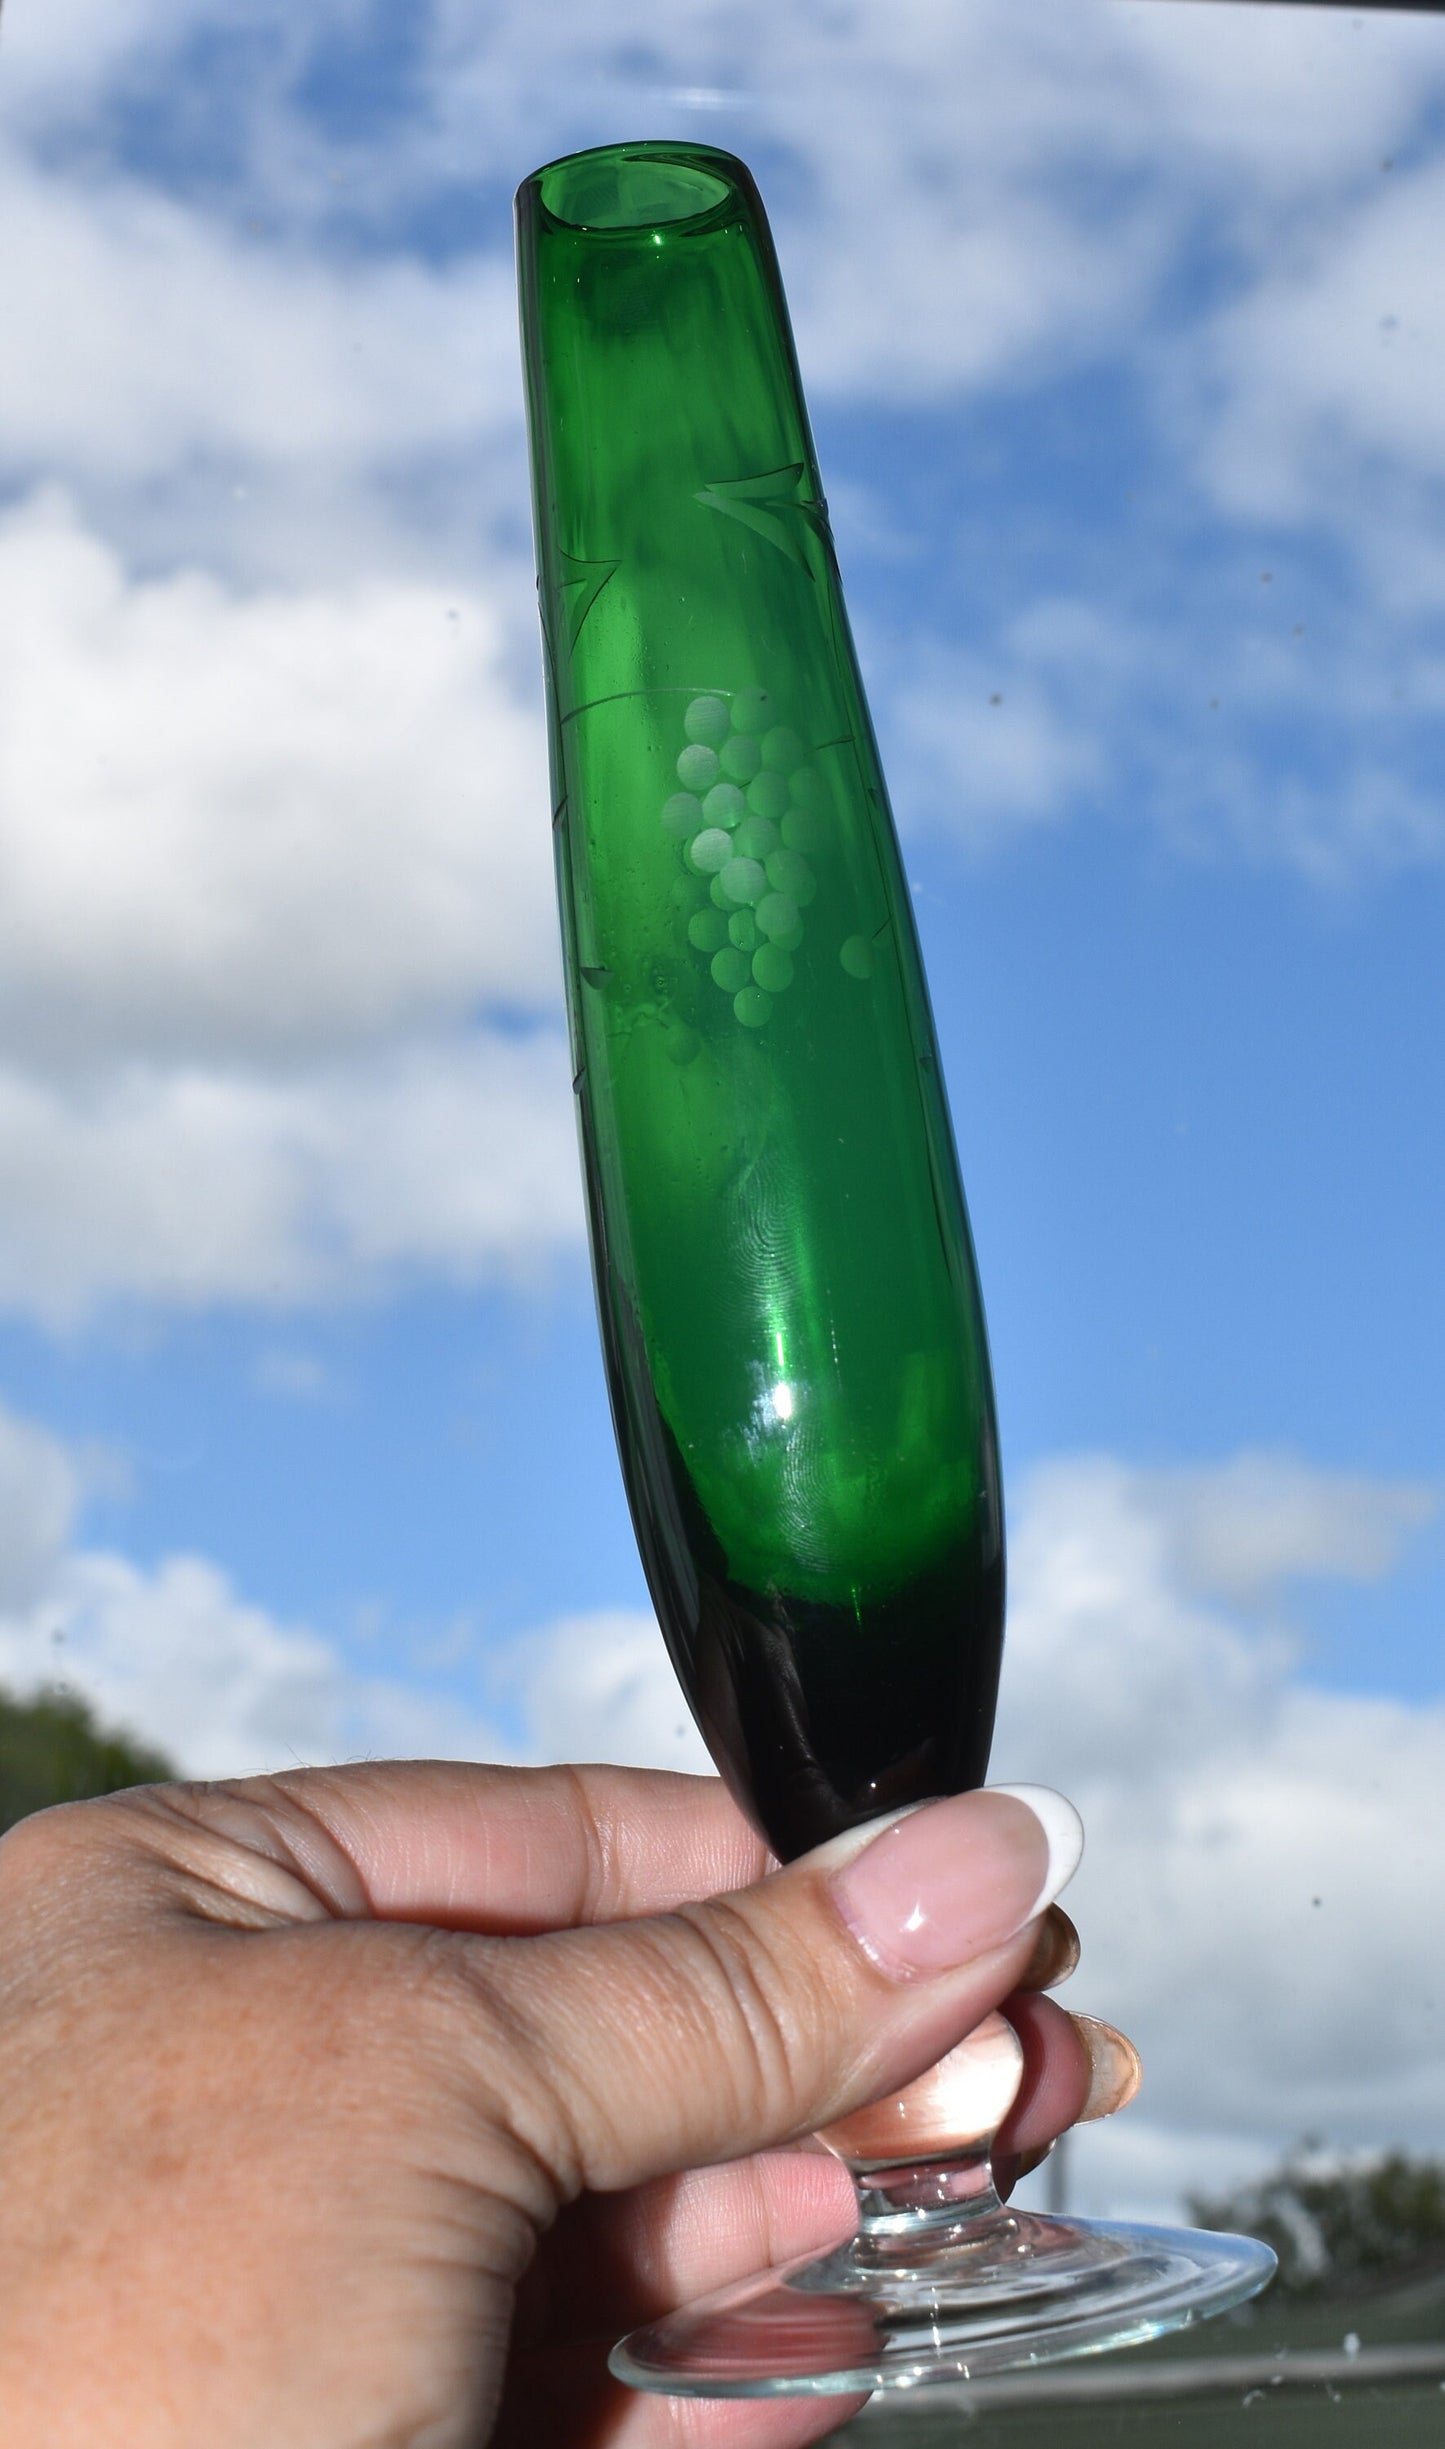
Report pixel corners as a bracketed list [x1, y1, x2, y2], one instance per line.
[0, 0, 1441, 2221]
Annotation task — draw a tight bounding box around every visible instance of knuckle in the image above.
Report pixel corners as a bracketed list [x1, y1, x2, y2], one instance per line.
[422, 1935, 588, 2211]
[0, 1796, 154, 1988]
[0, 1800, 78, 1892]
[555, 1764, 616, 1921]
[671, 1894, 825, 2132]
[89, 1779, 351, 1928]
[0, 1788, 138, 1891]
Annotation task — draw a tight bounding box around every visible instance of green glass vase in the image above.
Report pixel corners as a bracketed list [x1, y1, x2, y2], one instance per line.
[517, 140, 1003, 1861]
[515, 140, 1276, 2403]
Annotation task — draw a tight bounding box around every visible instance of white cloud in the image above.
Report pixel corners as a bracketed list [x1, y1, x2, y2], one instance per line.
[0, 1034, 581, 1325]
[0, 0, 182, 121]
[0, 491, 580, 1323]
[0, 1413, 700, 1786]
[882, 584, 1445, 885]
[780, 110, 1166, 410]
[0, 1546, 515, 1781]
[1132, 1449, 1437, 1606]
[1228, 763, 1445, 887]
[878, 603, 1121, 849]
[0, 1404, 81, 1610]
[989, 1452, 1445, 2211]
[252, 1346, 331, 1402]
[1188, 158, 1445, 536]
[1114, 0, 1441, 183]
[499, 1610, 712, 1780]
[0, 492, 555, 1061]
[0, 145, 520, 496]
[0, 1399, 516, 1773]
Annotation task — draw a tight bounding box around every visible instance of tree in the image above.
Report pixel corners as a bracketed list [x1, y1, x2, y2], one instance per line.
[0, 1683, 175, 1837]
[1191, 2144, 1445, 2297]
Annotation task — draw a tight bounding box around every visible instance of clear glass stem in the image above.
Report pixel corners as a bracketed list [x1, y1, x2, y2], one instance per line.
[817, 2004, 1026, 2246]
[847, 2139, 1034, 2288]
[856, 2140, 1003, 2238]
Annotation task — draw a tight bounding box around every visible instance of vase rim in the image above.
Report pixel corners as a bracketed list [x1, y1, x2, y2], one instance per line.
[526, 141, 740, 235]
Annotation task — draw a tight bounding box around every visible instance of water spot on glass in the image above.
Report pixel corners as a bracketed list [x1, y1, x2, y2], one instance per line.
[730, 686, 773, 736]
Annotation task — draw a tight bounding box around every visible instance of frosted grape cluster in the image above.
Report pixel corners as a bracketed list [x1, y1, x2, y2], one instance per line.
[664, 690, 829, 1030]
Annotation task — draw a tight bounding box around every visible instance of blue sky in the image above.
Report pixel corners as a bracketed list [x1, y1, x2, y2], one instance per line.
[0, 0, 1442, 2214]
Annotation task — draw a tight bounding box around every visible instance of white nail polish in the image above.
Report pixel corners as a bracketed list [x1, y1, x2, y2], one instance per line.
[987, 1784, 1084, 1920]
[807, 1800, 929, 1876]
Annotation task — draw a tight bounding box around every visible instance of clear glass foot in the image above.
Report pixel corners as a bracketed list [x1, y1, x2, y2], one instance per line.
[611, 2015, 1276, 2397]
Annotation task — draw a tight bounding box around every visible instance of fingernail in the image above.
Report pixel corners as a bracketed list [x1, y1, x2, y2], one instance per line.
[818, 2013, 1024, 2165]
[828, 1785, 1083, 1980]
[1073, 2015, 1143, 2121]
[998, 2138, 1055, 2193]
[1018, 1905, 1081, 1994]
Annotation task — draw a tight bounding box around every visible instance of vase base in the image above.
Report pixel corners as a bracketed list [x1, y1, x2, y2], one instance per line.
[611, 2208, 1276, 2397]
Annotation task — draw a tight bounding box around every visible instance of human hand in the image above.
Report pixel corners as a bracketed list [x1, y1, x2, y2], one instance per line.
[0, 1763, 1133, 2448]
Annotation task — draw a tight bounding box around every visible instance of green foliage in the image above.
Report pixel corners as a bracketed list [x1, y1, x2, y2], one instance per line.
[1192, 2145, 1445, 2298]
[0, 1683, 174, 1836]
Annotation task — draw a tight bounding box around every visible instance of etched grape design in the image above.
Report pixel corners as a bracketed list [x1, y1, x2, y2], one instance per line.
[660, 689, 844, 1029]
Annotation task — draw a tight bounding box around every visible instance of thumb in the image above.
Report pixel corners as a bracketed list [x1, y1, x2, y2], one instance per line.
[451, 1784, 1082, 2200]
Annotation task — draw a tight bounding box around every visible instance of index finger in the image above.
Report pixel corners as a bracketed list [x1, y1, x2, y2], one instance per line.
[230, 1759, 773, 1932]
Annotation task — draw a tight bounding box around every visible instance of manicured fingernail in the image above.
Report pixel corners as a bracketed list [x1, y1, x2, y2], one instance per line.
[1018, 1905, 1081, 1994]
[818, 2012, 1025, 2164]
[828, 1785, 1083, 1979]
[1073, 2015, 1142, 2121]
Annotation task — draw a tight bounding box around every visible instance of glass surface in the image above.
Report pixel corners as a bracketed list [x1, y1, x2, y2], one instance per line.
[518, 142, 1004, 1859]
[519, 139, 1275, 2398]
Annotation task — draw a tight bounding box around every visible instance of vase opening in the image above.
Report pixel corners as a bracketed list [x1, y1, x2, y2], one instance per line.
[540, 150, 732, 233]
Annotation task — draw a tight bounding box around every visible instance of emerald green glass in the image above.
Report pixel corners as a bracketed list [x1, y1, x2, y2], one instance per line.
[517, 141, 1003, 1860]
[516, 140, 1276, 2407]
